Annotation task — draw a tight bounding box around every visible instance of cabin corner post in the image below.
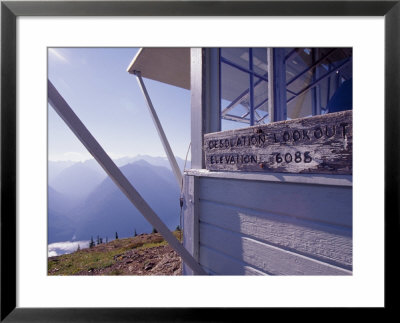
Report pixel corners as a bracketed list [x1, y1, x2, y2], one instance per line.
[187, 48, 219, 275]
[268, 48, 287, 122]
[190, 48, 221, 170]
[182, 175, 201, 275]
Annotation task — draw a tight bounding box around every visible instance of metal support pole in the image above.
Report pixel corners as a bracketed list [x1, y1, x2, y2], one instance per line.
[48, 80, 207, 275]
[249, 48, 255, 126]
[206, 48, 221, 133]
[312, 48, 322, 116]
[134, 71, 183, 190]
[267, 48, 275, 121]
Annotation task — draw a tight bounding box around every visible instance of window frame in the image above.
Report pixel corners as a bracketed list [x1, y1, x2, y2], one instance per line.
[219, 47, 353, 129]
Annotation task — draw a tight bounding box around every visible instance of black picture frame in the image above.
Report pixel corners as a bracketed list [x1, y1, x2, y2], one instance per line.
[1, 1, 398, 321]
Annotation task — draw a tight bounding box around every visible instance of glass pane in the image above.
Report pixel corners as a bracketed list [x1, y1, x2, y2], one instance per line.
[221, 118, 250, 131]
[220, 62, 250, 130]
[236, 76, 270, 125]
[253, 77, 269, 124]
[286, 47, 352, 118]
[253, 77, 268, 108]
[286, 48, 313, 84]
[287, 90, 313, 120]
[255, 109, 270, 124]
[221, 48, 250, 70]
[252, 48, 268, 76]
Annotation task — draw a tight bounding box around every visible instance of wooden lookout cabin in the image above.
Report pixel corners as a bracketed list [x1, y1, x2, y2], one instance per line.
[49, 47, 352, 275]
[127, 48, 352, 276]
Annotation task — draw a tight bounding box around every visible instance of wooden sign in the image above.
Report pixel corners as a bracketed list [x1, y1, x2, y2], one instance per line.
[204, 110, 352, 174]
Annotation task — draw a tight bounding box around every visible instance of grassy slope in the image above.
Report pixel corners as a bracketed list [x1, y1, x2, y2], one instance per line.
[48, 230, 182, 275]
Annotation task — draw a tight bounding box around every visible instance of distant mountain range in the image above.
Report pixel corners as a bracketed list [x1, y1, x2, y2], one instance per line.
[49, 161, 106, 201]
[48, 155, 189, 244]
[48, 186, 77, 243]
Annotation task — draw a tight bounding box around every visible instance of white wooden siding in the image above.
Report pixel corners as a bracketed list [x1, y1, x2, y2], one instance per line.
[200, 223, 351, 275]
[199, 201, 352, 268]
[200, 246, 267, 275]
[193, 176, 352, 275]
[199, 177, 352, 227]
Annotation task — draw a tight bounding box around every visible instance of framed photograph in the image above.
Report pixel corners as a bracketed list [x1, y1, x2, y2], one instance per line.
[1, 0, 398, 320]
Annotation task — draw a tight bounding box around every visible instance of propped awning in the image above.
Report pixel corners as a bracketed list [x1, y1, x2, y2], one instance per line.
[127, 48, 190, 90]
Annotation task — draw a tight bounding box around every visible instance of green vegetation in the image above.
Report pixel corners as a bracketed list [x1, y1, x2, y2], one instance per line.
[48, 244, 124, 275]
[48, 230, 182, 276]
[89, 236, 95, 248]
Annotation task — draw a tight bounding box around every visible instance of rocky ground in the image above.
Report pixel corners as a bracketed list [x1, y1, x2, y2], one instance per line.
[48, 232, 182, 276]
[80, 244, 181, 276]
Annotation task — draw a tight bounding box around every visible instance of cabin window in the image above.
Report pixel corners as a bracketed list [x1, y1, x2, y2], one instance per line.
[220, 48, 270, 130]
[220, 48, 352, 131]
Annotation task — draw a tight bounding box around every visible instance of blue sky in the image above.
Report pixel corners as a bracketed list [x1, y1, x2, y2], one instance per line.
[48, 48, 191, 161]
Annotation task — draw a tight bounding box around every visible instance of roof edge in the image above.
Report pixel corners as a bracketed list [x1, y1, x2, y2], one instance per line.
[126, 48, 143, 73]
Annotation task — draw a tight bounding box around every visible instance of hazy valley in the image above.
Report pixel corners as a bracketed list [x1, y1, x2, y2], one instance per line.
[48, 155, 187, 256]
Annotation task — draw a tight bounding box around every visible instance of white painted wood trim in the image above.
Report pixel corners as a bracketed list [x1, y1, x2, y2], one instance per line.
[185, 168, 352, 187]
[135, 72, 183, 190]
[126, 48, 143, 73]
[182, 175, 200, 275]
[190, 48, 221, 169]
[48, 80, 206, 275]
[190, 48, 204, 169]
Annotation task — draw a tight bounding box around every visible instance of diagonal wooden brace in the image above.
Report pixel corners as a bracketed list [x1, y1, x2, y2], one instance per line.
[48, 80, 207, 275]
